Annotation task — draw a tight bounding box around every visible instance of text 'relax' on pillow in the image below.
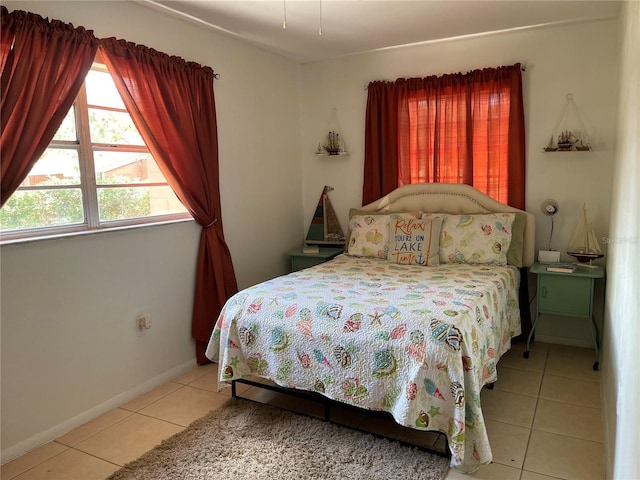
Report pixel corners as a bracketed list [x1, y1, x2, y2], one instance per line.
[388, 215, 443, 266]
[347, 212, 421, 259]
[424, 213, 515, 265]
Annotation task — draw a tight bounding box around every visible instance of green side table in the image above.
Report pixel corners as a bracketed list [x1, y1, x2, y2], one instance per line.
[525, 262, 604, 370]
[287, 247, 342, 272]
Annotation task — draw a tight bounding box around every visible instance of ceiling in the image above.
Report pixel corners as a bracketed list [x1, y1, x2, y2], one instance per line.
[139, 1, 621, 63]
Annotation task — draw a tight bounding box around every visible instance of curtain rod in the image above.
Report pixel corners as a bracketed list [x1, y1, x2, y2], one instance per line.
[363, 64, 526, 90]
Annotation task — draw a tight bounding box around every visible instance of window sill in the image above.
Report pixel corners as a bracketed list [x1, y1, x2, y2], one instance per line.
[0, 217, 196, 247]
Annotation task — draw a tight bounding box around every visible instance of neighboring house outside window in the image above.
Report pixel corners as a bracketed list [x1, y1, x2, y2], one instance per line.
[0, 64, 189, 241]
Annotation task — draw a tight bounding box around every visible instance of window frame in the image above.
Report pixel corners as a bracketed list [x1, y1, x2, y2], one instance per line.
[0, 64, 191, 242]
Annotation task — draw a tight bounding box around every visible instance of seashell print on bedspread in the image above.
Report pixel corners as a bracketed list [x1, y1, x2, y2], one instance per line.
[205, 255, 521, 473]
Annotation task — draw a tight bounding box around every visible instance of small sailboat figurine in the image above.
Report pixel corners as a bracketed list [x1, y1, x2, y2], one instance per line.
[567, 204, 604, 265]
[305, 186, 346, 246]
[544, 135, 558, 152]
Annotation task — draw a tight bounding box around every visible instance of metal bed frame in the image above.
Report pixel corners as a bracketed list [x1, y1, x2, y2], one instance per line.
[231, 377, 451, 460]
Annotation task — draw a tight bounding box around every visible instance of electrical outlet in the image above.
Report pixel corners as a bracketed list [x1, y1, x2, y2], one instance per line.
[136, 313, 151, 335]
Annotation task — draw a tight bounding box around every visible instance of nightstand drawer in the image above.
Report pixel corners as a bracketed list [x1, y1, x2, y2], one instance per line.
[538, 274, 592, 317]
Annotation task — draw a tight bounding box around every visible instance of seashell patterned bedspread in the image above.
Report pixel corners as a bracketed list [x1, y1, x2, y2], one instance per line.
[206, 254, 521, 472]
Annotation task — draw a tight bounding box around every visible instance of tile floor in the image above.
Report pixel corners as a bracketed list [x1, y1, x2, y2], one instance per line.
[1, 342, 604, 480]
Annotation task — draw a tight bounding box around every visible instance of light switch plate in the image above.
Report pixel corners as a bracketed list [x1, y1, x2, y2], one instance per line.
[538, 250, 560, 264]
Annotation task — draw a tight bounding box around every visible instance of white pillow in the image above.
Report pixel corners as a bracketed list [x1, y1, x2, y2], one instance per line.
[423, 213, 515, 265]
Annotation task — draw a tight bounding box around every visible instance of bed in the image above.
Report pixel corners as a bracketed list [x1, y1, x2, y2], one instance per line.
[205, 183, 535, 473]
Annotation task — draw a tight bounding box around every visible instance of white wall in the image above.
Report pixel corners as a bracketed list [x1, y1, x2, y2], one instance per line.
[1, 0, 302, 461]
[299, 19, 620, 346]
[602, 2, 640, 479]
[1, 222, 201, 459]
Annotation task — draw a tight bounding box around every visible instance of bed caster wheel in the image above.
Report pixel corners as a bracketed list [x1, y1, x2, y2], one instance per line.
[593, 361, 599, 371]
[523, 350, 530, 359]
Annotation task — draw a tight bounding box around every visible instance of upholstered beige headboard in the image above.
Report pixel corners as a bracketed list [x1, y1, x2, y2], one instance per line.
[358, 183, 535, 267]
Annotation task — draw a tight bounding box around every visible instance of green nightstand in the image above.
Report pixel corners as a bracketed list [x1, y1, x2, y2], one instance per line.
[525, 262, 604, 370]
[287, 247, 342, 272]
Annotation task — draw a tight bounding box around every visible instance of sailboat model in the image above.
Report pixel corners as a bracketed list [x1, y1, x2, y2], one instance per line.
[567, 204, 604, 264]
[305, 186, 346, 246]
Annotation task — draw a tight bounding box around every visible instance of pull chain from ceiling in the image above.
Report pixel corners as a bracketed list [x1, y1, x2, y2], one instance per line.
[282, 0, 322, 36]
[283, 0, 287, 29]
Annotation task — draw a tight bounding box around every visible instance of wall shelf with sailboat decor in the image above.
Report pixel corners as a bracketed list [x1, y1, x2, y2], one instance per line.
[543, 93, 594, 152]
[314, 152, 350, 158]
[314, 131, 350, 158]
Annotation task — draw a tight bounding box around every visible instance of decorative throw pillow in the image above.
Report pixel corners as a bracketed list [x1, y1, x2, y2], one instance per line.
[347, 214, 391, 258]
[347, 212, 421, 259]
[387, 215, 443, 266]
[423, 213, 515, 265]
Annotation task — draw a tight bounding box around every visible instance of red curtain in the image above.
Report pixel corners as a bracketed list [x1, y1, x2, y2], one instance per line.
[99, 38, 237, 363]
[0, 6, 98, 206]
[364, 64, 525, 209]
[0, 11, 14, 73]
[362, 81, 399, 205]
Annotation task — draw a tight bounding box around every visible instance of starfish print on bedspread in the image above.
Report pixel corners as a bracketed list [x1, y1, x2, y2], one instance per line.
[368, 311, 384, 326]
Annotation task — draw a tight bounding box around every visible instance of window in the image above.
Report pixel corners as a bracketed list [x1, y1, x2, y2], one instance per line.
[400, 84, 510, 205]
[363, 64, 524, 209]
[0, 64, 189, 240]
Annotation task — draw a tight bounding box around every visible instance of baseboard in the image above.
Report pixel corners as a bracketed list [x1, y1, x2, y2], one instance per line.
[1, 358, 198, 464]
[534, 334, 594, 349]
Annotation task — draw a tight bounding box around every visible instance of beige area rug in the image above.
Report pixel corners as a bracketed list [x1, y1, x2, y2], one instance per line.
[107, 397, 450, 480]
